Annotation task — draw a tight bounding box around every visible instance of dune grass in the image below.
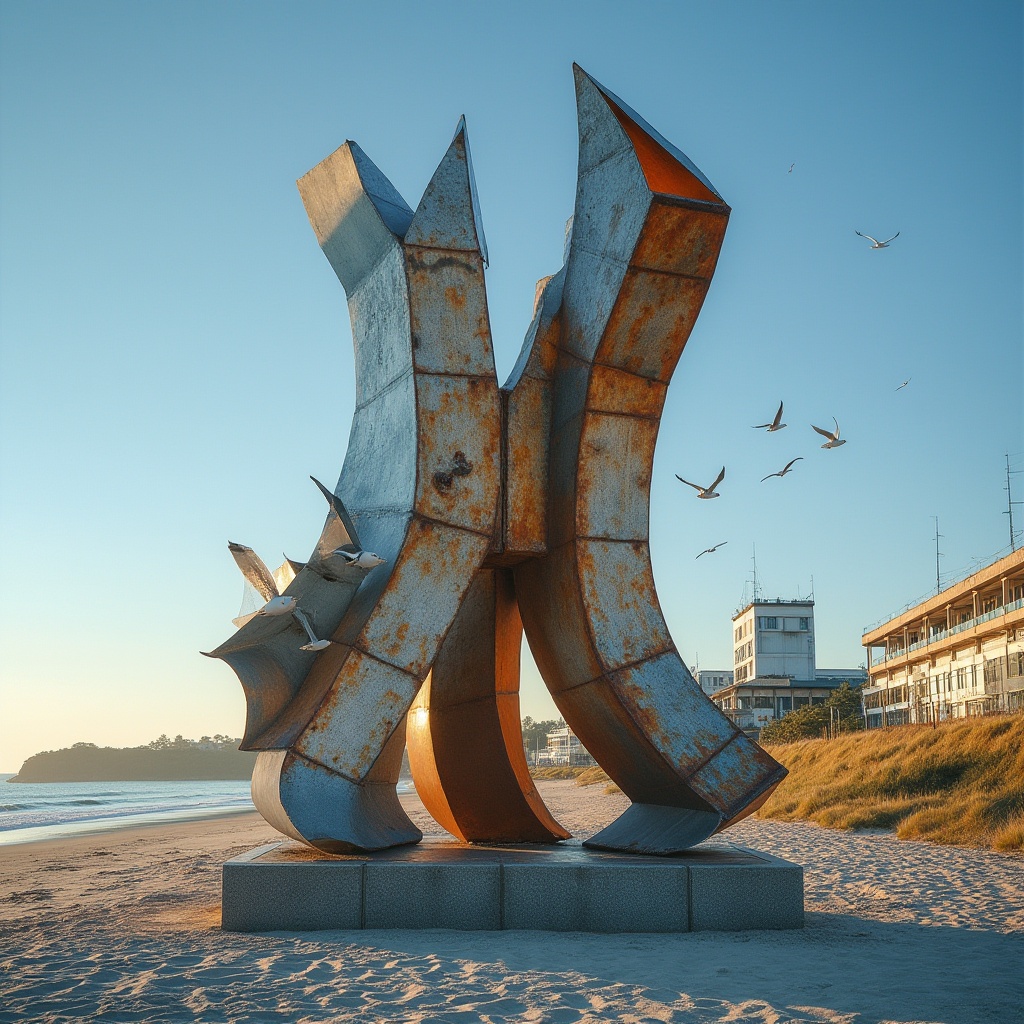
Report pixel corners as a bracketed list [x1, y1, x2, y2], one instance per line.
[760, 715, 1024, 851]
[568, 717, 1024, 850]
[530, 765, 591, 781]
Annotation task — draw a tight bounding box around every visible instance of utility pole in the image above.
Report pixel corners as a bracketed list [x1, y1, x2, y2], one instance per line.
[1005, 453, 1022, 551]
[933, 517, 943, 595]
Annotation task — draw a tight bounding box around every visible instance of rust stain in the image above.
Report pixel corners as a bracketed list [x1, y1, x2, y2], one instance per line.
[444, 286, 466, 309]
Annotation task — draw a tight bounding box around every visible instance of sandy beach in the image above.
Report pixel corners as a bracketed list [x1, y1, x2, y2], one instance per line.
[1, 780, 1022, 1023]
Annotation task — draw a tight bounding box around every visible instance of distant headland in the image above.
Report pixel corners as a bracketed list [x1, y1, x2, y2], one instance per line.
[8, 735, 257, 783]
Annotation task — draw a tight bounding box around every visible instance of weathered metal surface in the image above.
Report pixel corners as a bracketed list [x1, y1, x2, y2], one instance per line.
[513, 66, 786, 851]
[211, 65, 786, 855]
[406, 569, 569, 842]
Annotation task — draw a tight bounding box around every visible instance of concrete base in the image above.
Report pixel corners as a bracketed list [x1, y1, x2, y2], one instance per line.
[222, 838, 803, 933]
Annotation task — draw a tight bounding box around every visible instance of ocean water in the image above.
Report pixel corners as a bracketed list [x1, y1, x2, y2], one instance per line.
[0, 775, 418, 846]
[0, 776, 255, 846]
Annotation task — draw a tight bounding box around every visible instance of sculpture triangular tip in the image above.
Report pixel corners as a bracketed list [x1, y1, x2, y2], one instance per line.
[571, 65, 724, 206]
[405, 117, 488, 263]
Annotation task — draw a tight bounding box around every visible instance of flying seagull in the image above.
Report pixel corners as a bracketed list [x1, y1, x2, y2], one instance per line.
[753, 401, 786, 432]
[696, 541, 728, 559]
[761, 457, 804, 482]
[676, 466, 726, 499]
[293, 607, 332, 652]
[856, 230, 899, 249]
[788, 163, 795, 174]
[812, 418, 846, 449]
[896, 378, 911, 391]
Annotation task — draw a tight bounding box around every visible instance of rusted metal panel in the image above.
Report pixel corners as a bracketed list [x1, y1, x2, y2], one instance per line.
[596, 267, 711, 382]
[632, 197, 730, 278]
[348, 520, 494, 679]
[502, 374, 549, 555]
[413, 374, 501, 534]
[607, 653, 737, 772]
[406, 251, 494, 376]
[575, 540, 674, 666]
[514, 541, 604, 690]
[293, 648, 419, 780]
[687, 734, 787, 821]
[586, 364, 667, 419]
[575, 414, 657, 541]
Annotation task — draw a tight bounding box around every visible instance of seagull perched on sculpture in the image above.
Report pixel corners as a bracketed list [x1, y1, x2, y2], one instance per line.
[676, 466, 725, 499]
[812, 418, 847, 449]
[761, 457, 804, 482]
[753, 401, 786, 432]
[696, 541, 728, 559]
[856, 230, 899, 249]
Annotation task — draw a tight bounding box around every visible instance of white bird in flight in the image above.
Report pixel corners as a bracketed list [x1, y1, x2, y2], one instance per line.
[761, 457, 804, 482]
[812, 418, 847, 449]
[896, 378, 911, 391]
[676, 466, 726, 499]
[753, 401, 787, 432]
[856, 230, 899, 249]
[293, 607, 332, 652]
[696, 541, 728, 559]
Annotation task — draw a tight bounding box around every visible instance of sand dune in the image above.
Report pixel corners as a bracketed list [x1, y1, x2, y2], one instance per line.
[1, 780, 1021, 1023]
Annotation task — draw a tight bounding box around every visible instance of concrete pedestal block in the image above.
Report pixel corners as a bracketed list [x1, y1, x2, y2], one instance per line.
[221, 839, 803, 933]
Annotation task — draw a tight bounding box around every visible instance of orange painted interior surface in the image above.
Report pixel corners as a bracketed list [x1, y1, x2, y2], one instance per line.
[605, 96, 722, 203]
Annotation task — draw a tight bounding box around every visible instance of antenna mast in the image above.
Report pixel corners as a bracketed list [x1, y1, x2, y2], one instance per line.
[933, 516, 943, 594]
[1006, 453, 1022, 551]
[751, 544, 761, 603]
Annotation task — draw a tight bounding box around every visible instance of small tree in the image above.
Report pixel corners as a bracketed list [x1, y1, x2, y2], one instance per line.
[760, 682, 864, 744]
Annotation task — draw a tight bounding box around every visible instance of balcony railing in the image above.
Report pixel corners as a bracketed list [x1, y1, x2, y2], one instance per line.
[869, 598, 1024, 666]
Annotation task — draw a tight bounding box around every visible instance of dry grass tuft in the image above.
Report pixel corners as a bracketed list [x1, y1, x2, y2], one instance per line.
[760, 715, 1024, 850]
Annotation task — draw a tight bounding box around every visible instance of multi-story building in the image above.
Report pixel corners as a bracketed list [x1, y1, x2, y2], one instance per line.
[695, 669, 734, 696]
[711, 676, 858, 734]
[712, 597, 865, 735]
[861, 549, 1024, 727]
[732, 599, 816, 683]
[540, 725, 595, 766]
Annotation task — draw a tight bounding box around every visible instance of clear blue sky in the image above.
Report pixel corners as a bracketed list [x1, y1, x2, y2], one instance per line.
[1, 1, 1020, 771]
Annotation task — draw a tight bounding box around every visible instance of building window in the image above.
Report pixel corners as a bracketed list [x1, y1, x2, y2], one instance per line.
[799, 618, 809, 630]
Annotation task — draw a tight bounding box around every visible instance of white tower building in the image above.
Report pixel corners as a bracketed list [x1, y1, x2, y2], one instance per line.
[732, 599, 815, 684]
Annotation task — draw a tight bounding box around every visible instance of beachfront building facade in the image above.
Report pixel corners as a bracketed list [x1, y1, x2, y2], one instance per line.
[695, 669, 734, 696]
[539, 725, 596, 766]
[714, 597, 865, 735]
[710, 676, 859, 734]
[732, 599, 816, 684]
[861, 549, 1024, 728]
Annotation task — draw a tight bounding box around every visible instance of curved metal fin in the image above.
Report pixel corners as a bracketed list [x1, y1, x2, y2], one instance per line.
[573, 64, 723, 203]
[405, 116, 488, 263]
[228, 541, 278, 602]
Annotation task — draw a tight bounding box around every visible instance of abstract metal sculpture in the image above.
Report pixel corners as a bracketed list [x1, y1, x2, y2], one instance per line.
[209, 66, 786, 855]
